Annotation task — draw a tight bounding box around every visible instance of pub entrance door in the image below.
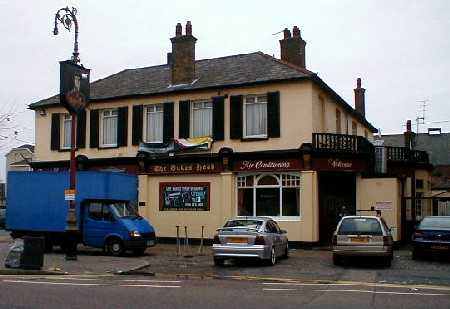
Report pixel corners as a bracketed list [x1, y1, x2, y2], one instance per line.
[319, 172, 356, 245]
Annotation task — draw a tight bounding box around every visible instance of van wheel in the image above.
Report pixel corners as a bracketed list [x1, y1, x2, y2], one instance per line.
[44, 238, 53, 253]
[132, 248, 146, 256]
[214, 257, 225, 267]
[106, 238, 124, 256]
[333, 254, 342, 266]
[384, 257, 392, 267]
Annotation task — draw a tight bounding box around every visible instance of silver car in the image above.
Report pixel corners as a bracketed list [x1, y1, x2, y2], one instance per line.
[332, 216, 393, 267]
[212, 217, 288, 266]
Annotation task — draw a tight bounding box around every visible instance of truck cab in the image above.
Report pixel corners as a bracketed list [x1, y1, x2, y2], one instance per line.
[82, 199, 156, 256]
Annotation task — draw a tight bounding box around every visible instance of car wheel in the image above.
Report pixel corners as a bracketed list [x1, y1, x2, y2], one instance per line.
[106, 238, 124, 256]
[333, 253, 342, 266]
[412, 248, 420, 260]
[214, 257, 225, 267]
[266, 247, 276, 266]
[282, 244, 289, 259]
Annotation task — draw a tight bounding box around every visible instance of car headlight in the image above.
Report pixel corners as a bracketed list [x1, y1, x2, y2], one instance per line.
[130, 230, 141, 238]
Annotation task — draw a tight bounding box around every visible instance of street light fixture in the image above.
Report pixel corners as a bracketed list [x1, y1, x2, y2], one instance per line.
[52, 6, 84, 261]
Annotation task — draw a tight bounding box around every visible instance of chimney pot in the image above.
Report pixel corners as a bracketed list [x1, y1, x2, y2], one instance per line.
[186, 21, 192, 35]
[283, 28, 291, 39]
[292, 26, 300, 37]
[175, 23, 182, 36]
[354, 78, 366, 116]
[406, 120, 412, 132]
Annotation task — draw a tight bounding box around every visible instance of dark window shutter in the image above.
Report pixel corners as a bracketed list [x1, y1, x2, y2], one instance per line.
[179, 100, 190, 139]
[89, 109, 99, 148]
[117, 107, 128, 147]
[229, 95, 243, 139]
[76, 110, 86, 148]
[163, 102, 174, 143]
[267, 91, 280, 138]
[132, 105, 143, 145]
[212, 96, 225, 141]
[50, 113, 61, 151]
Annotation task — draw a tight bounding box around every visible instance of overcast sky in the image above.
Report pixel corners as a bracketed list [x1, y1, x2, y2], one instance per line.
[1, 0, 449, 182]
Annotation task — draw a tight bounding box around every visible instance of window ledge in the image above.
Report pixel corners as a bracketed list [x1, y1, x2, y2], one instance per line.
[99, 145, 119, 149]
[58, 148, 71, 152]
[241, 136, 269, 142]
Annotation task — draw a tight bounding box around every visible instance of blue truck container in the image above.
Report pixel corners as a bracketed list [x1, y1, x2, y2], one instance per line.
[6, 171, 156, 256]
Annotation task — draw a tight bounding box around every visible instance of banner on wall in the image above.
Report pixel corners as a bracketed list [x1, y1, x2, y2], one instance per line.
[159, 182, 210, 211]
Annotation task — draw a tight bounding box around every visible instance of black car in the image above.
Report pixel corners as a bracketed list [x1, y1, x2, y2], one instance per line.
[412, 216, 450, 259]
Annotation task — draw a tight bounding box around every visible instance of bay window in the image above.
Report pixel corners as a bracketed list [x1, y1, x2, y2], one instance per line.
[237, 173, 301, 218]
[145, 104, 163, 143]
[244, 94, 267, 138]
[100, 109, 118, 147]
[192, 100, 212, 137]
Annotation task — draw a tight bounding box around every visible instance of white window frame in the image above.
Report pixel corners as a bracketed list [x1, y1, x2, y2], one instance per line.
[243, 94, 268, 138]
[100, 108, 118, 148]
[190, 100, 213, 138]
[236, 172, 301, 221]
[143, 104, 164, 143]
[61, 114, 72, 150]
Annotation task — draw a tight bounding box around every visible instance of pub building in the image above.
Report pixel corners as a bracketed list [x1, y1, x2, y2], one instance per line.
[29, 22, 431, 245]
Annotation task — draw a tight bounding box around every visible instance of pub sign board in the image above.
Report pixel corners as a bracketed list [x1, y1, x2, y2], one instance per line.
[159, 182, 210, 211]
[234, 159, 301, 172]
[60, 60, 90, 114]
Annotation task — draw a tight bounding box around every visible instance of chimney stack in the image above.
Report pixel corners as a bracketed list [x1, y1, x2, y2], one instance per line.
[279, 26, 306, 69]
[404, 119, 416, 149]
[170, 21, 197, 85]
[354, 78, 366, 116]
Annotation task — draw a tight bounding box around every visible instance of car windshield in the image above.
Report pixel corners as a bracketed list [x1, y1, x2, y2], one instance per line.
[419, 217, 450, 230]
[338, 218, 383, 235]
[224, 220, 263, 230]
[109, 202, 138, 218]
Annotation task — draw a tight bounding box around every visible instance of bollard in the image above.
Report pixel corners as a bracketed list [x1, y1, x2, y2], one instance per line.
[176, 225, 181, 256]
[198, 226, 205, 255]
[184, 226, 193, 258]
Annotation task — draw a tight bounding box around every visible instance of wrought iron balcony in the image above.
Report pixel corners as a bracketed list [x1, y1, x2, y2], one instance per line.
[386, 146, 429, 164]
[312, 133, 374, 155]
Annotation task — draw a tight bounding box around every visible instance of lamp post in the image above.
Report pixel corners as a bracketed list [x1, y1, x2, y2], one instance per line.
[53, 6, 87, 261]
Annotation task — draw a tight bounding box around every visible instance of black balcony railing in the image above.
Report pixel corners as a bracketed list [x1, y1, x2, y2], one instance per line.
[312, 133, 374, 155]
[386, 146, 429, 164]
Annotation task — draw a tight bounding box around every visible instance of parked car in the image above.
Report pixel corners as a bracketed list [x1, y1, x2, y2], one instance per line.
[412, 216, 450, 260]
[0, 207, 5, 229]
[212, 217, 288, 266]
[332, 216, 393, 267]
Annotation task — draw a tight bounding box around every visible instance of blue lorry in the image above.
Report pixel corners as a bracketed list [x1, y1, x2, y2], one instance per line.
[6, 171, 156, 256]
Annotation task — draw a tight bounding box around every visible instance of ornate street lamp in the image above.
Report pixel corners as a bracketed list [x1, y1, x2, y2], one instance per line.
[53, 7, 80, 63]
[52, 6, 90, 261]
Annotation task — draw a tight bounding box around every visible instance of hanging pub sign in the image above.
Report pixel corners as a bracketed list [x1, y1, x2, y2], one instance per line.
[159, 182, 210, 211]
[60, 60, 90, 114]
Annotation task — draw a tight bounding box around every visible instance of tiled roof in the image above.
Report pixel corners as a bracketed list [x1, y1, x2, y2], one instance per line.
[29, 52, 377, 132]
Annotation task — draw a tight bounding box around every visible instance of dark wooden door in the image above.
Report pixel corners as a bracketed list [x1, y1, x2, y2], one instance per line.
[319, 172, 356, 244]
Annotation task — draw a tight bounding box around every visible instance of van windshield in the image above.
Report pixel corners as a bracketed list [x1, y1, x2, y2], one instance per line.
[338, 218, 383, 235]
[109, 202, 138, 218]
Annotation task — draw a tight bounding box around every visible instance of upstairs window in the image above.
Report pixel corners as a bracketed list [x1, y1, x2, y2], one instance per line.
[62, 114, 72, 149]
[145, 104, 163, 143]
[191, 100, 212, 137]
[336, 109, 342, 134]
[244, 95, 267, 138]
[100, 109, 118, 147]
[352, 121, 357, 135]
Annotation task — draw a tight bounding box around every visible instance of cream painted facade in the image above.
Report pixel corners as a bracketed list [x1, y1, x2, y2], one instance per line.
[139, 171, 320, 242]
[34, 80, 374, 162]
